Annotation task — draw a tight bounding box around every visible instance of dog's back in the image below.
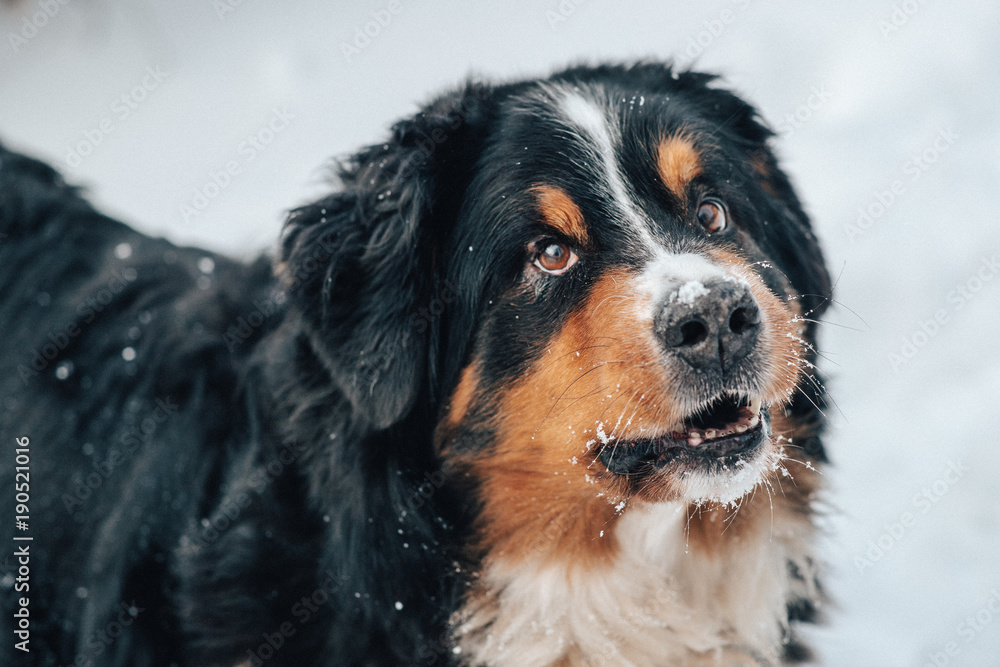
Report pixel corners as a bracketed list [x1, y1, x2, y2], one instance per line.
[0, 144, 279, 665]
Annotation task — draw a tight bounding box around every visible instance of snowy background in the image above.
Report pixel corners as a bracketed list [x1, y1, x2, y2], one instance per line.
[2, 1, 998, 664]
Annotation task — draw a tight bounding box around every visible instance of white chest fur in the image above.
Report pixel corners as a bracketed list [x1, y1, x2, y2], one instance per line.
[453, 501, 815, 666]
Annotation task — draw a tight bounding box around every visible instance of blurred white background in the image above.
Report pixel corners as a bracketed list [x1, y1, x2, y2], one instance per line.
[2, 1, 998, 664]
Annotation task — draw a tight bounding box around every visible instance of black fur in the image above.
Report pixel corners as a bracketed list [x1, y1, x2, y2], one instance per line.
[0, 62, 830, 666]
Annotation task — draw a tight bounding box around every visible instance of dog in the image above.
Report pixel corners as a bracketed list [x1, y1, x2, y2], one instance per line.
[0, 61, 831, 666]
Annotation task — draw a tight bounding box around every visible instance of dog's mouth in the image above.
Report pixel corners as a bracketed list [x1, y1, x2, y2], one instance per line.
[599, 394, 769, 475]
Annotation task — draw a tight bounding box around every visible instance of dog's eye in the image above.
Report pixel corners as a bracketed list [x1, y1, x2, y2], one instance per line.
[696, 199, 727, 233]
[533, 241, 578, 275]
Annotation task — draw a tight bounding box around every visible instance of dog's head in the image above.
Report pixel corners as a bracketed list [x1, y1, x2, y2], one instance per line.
[280, 62, 830, 560]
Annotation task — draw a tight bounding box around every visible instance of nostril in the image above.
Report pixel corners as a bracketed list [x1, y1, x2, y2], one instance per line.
[728, 305, 761, 336]
[655, 280, 761, 374]
[678, 319, 709, 347]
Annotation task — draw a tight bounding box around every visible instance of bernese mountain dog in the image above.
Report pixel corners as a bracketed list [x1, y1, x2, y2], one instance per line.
[0, 62, 831, 666]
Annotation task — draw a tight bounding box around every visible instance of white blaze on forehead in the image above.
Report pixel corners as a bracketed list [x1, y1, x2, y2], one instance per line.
[557, 89, 657, 248]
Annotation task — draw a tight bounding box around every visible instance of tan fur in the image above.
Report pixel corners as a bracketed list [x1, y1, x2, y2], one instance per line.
[656, 133, 703, 202]
[749, 152, 781, 199]
[444, 250, 819, 665]
[446, 359, 482, 427]
[533, 185, 591, 247]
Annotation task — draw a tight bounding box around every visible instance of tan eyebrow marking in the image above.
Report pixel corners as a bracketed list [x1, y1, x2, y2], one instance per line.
[532, 184, 590, 247]
[656, 133, 703, 201]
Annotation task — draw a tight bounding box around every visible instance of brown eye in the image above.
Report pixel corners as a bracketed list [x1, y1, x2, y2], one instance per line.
[696, 199, 727, 233]
[533, 241, 578, 275]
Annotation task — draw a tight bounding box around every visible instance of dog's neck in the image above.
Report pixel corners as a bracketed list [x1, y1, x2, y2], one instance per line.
[452, 493, 817, 666]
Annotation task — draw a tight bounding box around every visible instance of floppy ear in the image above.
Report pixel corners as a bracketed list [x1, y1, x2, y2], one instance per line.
[279, 83, 495, 429]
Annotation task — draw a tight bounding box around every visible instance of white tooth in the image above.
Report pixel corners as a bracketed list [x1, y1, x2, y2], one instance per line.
[736, 424, 748, 433]
[688, 437, 703, 446]
[749, 396, 762, 415]
[705, 429, 717, 439]
[748, 414, 760, 427]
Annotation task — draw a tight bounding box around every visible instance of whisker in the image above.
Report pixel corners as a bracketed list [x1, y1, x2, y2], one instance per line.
[592, 291, 643, 314]
[792, 316, 867, 333]
[529, 340, 628, 433]
[604, 388, 643, 468]
[779, 354, 847, 422]
[791, 383, 828, 420]
[545, 359, 630, 421]
[793, 292, 871, 332]
[763, 479, 775, 541]
[776, 453, 825, 478]
[721, 496, 744, 534]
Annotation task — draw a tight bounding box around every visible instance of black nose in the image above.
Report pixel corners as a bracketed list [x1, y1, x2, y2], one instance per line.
[655, 278, 762, 376]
